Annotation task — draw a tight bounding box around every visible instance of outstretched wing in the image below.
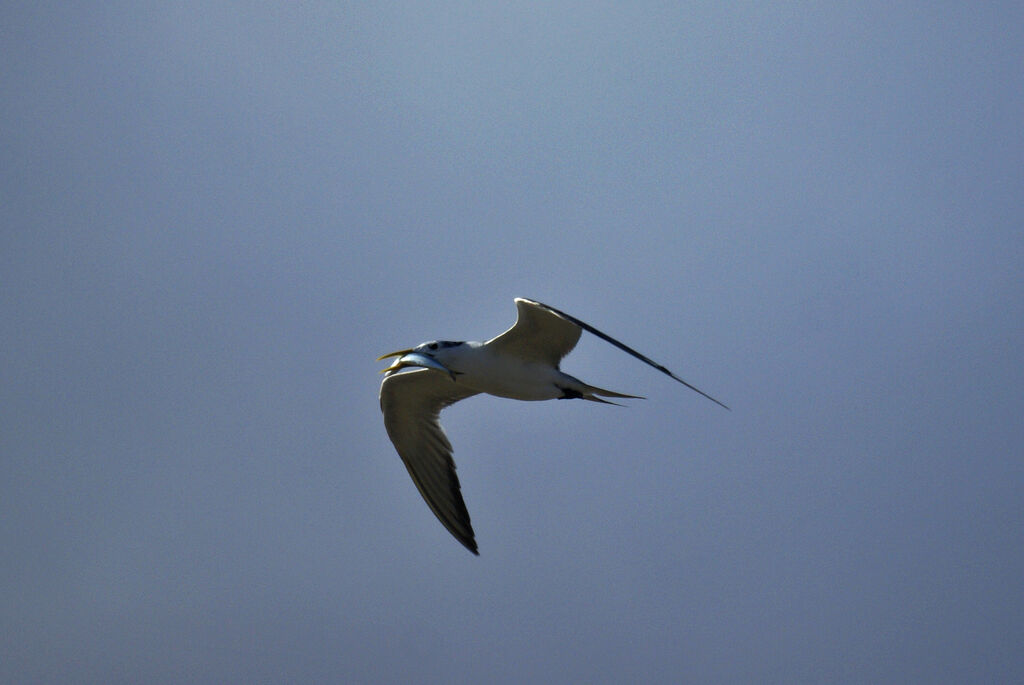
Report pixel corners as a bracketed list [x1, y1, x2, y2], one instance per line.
[485, 298, 582, 367]
[379, 369, 481, 554]
[507, 298, 731, 410]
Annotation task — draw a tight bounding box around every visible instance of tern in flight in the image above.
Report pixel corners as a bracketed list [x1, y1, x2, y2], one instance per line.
[378, 297, 728, 555]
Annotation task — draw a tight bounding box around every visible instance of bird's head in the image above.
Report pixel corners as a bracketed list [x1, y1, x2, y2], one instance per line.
[377, 341, 465, 380]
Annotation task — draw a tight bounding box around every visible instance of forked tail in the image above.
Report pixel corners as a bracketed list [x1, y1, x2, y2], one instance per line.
[557, 372, 644, 406]
[581, 383, 645, 406]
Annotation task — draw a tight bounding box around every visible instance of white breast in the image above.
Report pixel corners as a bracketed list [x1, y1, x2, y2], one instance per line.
[444, 343, 564, 401]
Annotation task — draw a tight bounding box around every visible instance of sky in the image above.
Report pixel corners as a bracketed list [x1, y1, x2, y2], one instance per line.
[2, 2, 1022, 682]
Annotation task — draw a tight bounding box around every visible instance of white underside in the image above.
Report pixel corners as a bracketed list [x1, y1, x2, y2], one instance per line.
[439, 343, 577, 401]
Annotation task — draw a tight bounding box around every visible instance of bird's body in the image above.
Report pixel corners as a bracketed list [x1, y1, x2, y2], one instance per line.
[378, 298, 727, 555]
[415, 342, 603, 401]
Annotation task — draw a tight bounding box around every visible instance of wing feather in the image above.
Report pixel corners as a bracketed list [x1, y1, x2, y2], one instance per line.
[507, 298, 731, 410]
[379, 369, 481, 554]
[485, 298, 582, 366]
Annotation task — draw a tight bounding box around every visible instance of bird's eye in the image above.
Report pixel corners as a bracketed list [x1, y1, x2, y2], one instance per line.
[427, 342, 438, 350]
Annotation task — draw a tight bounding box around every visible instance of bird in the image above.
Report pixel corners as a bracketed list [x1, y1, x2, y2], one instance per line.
[378, 297, 728, 555]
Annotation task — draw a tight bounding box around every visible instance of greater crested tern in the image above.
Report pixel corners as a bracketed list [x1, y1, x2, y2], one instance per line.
[378, 297, 728, 555]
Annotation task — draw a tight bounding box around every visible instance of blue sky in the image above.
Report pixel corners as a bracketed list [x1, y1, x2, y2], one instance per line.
[2, 3, 1022, 682]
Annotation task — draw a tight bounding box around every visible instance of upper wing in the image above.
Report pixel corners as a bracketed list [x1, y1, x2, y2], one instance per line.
[379, 369, 481, 554]
[503, 298, 731, 410]
[485, 298, 582, 366]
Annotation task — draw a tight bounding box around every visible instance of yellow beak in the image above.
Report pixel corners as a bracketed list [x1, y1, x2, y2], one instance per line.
[377, 349, 458, 380]
[376, 348, 414, 361]
[378, 348, 414, 375]
[379, 361, 407, 374]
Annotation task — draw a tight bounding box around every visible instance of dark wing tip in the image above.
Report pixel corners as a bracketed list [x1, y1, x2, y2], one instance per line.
[448, 519, 478, 554]
[668, 372, 731, 410]
[449, 527, 478, 555]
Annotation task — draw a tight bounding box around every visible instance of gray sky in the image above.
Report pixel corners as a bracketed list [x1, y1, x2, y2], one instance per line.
[2, 2, 1022, 682]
